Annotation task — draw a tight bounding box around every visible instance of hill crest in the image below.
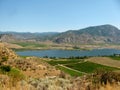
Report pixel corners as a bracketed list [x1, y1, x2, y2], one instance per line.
[53, 24, 120, 44]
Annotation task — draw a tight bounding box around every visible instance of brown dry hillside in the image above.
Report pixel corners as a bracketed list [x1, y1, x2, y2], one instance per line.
[0, 43, 120, 90]
[8, 57, 61, 78]
[3, 42, 23, 49]
[87, 57, 120, 68]
[0, 42, 18, 60]
[0, 42, 61, 78]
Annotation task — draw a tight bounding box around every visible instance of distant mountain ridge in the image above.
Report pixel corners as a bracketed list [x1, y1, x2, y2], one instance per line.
[1, 24, 120, 44]
[0, 32, 59, 42]
[53, 24, 120, 44]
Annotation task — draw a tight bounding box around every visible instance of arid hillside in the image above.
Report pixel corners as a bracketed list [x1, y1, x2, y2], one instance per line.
[0, 43, 120, 90]
[87, 57, 120, 68]
[0, 42, 18, 60]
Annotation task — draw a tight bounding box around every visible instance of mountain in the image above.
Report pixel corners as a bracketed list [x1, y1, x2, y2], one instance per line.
[1, 24, 120, 44]
[0, 34, 19, 42]
[0, 32, 59, 42]
[53, 24, 120, 44]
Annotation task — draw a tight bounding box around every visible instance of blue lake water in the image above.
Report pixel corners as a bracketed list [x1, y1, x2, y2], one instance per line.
[16, 49, 120, 58]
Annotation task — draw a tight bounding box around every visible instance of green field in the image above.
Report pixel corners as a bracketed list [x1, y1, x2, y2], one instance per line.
[13, 42, 47, 48]
[46, 59, 82, 66]
[56, 65, 84, 76]
[46, 59, 85, 76]
[47, 58, 120, 76]
[66, 61, 119, 73]
[109, 56, 120, 61]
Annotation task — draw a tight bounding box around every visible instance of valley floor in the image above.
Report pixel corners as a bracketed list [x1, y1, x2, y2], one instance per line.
[0, 43, 120, 90]
[3, 41, 120, 50]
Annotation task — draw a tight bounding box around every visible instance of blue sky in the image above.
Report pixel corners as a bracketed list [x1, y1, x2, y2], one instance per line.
[0, 0, 120, 32]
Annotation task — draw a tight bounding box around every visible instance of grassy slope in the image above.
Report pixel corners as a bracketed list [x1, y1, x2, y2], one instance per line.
[66, 61, 120, 73]
[56, 65, 83, 76]
[46, 59, 84, 76]
[12, 42, 47, 48]
[87, 57, 120, 69]
[47, 58, 120, 76]
[46, 59, 82, 66]
[109, 56, 120, 61]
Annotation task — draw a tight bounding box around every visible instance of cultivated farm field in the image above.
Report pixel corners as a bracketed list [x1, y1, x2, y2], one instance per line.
[87, 57, 120, 68]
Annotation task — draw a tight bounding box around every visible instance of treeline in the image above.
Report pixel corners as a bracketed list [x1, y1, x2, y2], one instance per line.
[43, 54, 120, 59]
[43, 56, 89, 59]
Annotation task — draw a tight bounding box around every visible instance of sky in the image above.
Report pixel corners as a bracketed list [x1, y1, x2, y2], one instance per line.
[0, 0, 120, 32]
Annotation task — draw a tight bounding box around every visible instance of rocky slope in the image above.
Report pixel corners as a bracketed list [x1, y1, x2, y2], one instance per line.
[7, 57, 61, 78]
[0, 32, 59, 42]
[1, 24, 120, 45]
[0, 43, 18, 60]
[0, 43, 61, 78]
[0, 34, 19, 42]
[53, 24, 120, 44]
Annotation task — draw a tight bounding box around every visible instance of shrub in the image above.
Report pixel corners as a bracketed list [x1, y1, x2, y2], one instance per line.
[8, 68, 25, 80]
[0, 65, 25, 86]
[8, 68, 25, 86]
[73, 46, 79, 49]
[0, 65, 11, 73]
[93, 69, 120, 85]
[1, 56, 8, 62]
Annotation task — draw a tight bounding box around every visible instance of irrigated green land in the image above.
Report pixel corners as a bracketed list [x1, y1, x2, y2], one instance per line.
[47, 58, 120, 76]
[46, 59, 82, 66]
[66, 61, 119, 73]
[109, 56, 120, 61]
[56, 65, 84, 76]
[13, 42, 47, 48]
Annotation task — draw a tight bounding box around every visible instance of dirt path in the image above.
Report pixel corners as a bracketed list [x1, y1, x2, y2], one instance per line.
[87, 57, 120, 69]
[58, 64, 87, 74]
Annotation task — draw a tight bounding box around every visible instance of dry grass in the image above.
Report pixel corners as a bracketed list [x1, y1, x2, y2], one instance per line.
[98, 83, 120, 90]
[87, 57, 120, 69]
[23, 69, 60, 78]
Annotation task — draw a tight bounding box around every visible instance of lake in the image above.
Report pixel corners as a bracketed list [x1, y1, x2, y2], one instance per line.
[16, 49, 120, 58]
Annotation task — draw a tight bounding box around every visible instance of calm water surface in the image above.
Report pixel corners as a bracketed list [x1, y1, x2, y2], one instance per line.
[16, 49, 120, 58]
